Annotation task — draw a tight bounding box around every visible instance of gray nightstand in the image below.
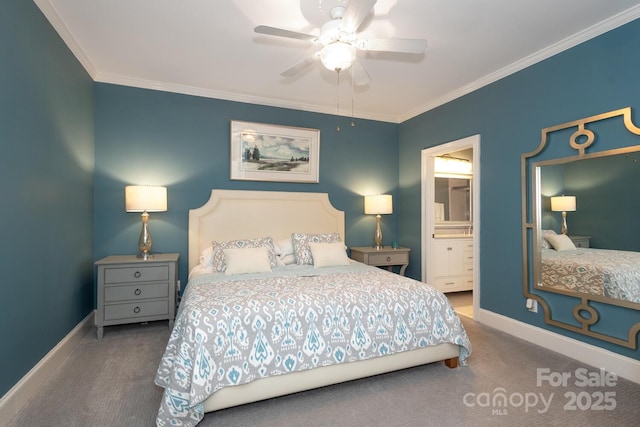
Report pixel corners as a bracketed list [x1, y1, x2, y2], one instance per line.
[95, 253, 179, 339]
[350, 246, 410, 276]
[569, 236, 590, 248]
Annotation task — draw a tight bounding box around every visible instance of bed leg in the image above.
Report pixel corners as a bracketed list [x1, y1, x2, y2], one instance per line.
[444, 357, 458, 369]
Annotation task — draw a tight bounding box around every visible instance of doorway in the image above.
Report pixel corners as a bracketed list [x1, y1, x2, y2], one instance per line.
[421, 135, 480, 319]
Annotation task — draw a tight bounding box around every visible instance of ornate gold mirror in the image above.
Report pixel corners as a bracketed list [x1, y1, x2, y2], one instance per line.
[522, 107, 640, 349]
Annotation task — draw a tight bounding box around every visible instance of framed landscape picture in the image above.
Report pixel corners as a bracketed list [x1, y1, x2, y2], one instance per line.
[230, 120, 320, 183]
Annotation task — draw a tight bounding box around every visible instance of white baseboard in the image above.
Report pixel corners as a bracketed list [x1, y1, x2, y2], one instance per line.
[0, 311, 95, 427]
[476, 308, 640, 384]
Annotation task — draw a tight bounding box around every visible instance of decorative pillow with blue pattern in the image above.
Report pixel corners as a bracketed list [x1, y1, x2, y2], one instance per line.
[291, 232, 341, 265]
[211, 237, 277, 272]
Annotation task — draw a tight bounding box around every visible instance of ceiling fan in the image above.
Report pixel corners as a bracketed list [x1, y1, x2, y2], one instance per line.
[254, 0, 427, 86]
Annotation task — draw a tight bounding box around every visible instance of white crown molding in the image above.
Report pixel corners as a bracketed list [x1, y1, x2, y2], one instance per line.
[399, 4, 640, 123]
[36, 1, 640, 124]
[94, 71, 395, 123]
[34, 0, 98, 79]
[476, 308, 640, 385]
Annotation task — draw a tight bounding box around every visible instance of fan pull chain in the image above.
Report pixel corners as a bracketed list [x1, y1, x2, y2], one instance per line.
[351, 70, 355, 127]
[336, 70, 341, 132]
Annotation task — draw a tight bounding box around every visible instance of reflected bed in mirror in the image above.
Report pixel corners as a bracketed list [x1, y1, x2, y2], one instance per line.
[522, 106, 640, 349]
[535, 151, 640, 305]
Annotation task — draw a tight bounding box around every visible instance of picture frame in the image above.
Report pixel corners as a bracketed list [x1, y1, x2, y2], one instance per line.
[230, 120, 320, 183]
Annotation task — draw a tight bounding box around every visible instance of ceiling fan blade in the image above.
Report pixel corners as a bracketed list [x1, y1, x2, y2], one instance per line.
[342, 0, 377, 33]
[360, 38, 427, 54]
[351, 60, 371, 87]
[281, 53, 320, 77]
[255, 25, 317, 42]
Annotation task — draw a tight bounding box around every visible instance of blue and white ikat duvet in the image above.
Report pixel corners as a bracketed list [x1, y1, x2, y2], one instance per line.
[155, 262, 471, 426]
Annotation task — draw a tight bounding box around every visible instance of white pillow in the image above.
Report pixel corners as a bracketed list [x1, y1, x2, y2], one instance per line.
[545, 234, 576, 251]
[292, 232, 342, 265]
[274, 238, 297, 266]
[274, 238, 294, 256]
[199, 246, 214, 267]
[309, 242, 351, 268]
[223, 246, 272, 275]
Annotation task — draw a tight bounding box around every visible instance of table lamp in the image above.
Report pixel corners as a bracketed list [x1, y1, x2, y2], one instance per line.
[125, 185, 167, 259]
[550, 195, 576, 235]
[364, 194, 393, 249]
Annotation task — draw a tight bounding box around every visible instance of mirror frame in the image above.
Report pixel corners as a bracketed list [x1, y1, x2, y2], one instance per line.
[522, 107, 640, 349]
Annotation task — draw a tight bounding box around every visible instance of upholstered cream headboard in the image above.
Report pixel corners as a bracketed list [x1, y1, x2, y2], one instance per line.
[188, 190, 346, 271]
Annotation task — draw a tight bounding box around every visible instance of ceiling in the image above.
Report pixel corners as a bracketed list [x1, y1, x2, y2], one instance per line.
[35, 0, 640, 123]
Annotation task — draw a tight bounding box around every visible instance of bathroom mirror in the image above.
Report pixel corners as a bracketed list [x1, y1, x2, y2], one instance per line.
[434, 177, 471, 223]
[522, 107, 640, 349]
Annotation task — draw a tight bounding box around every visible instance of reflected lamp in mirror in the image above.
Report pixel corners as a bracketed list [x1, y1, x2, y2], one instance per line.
[550, 195, 576, 235]
[125, 185, 167, 259]
[364, 195, 393, 249]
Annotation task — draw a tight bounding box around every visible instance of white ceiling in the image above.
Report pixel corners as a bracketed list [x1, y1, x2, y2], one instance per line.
[35, 0, 640, 123]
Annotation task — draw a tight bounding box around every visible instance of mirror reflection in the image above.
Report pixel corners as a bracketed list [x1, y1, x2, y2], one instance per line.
[535, 149, 640, 305]
[435, 177, 471, 222]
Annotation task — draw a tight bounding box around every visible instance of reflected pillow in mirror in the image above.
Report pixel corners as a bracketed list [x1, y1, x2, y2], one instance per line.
[540, 229, 557, 249]
[546, 234, 576, 251]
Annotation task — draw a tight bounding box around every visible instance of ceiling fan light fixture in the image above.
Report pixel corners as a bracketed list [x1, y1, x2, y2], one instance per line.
[320, 41, 356, 72]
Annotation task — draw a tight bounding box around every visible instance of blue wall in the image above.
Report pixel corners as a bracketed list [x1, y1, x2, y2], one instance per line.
[93, 84, 399, 287]
[0, 1, 94, 396]
[3, 1, 639, 400]
[399, 19, 640, 359]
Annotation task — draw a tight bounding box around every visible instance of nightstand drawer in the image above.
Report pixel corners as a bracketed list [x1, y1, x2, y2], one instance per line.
[367, 252, 409, 265]
[104, 282, 169, 302]
[104, 265, 169, 284]
[104, 300, 169, 321]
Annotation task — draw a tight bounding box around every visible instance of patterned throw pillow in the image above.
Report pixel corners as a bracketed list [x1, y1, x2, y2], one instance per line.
[540, 229, 557, 250]
[211, 237, 277, 272]
[291, 232, 341, 265]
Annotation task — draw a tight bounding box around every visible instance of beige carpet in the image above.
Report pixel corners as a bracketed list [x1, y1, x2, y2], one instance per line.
[7, 316, 640, 427]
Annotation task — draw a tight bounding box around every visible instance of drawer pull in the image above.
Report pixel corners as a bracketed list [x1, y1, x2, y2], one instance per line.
[386, 256, 391, 262]
[134, 271, 141, 278]
[133, 306, 141, 314]
[445, 282, 455, 285]
[134, 288, 142, 296]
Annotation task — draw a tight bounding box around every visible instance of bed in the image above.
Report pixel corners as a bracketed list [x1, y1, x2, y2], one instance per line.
[541, 247, 640, 303]
[155, 190, 472, 427]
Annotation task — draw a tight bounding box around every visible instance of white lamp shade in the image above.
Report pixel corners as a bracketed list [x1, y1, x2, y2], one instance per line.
[320, 42, 356, 71]
[550, 195, 576, 212]
[125, 186, 167, 212]
[364, 195, 393, 215]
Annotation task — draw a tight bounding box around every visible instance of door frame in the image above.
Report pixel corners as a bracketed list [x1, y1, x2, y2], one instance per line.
[421, 135, 480, 319]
